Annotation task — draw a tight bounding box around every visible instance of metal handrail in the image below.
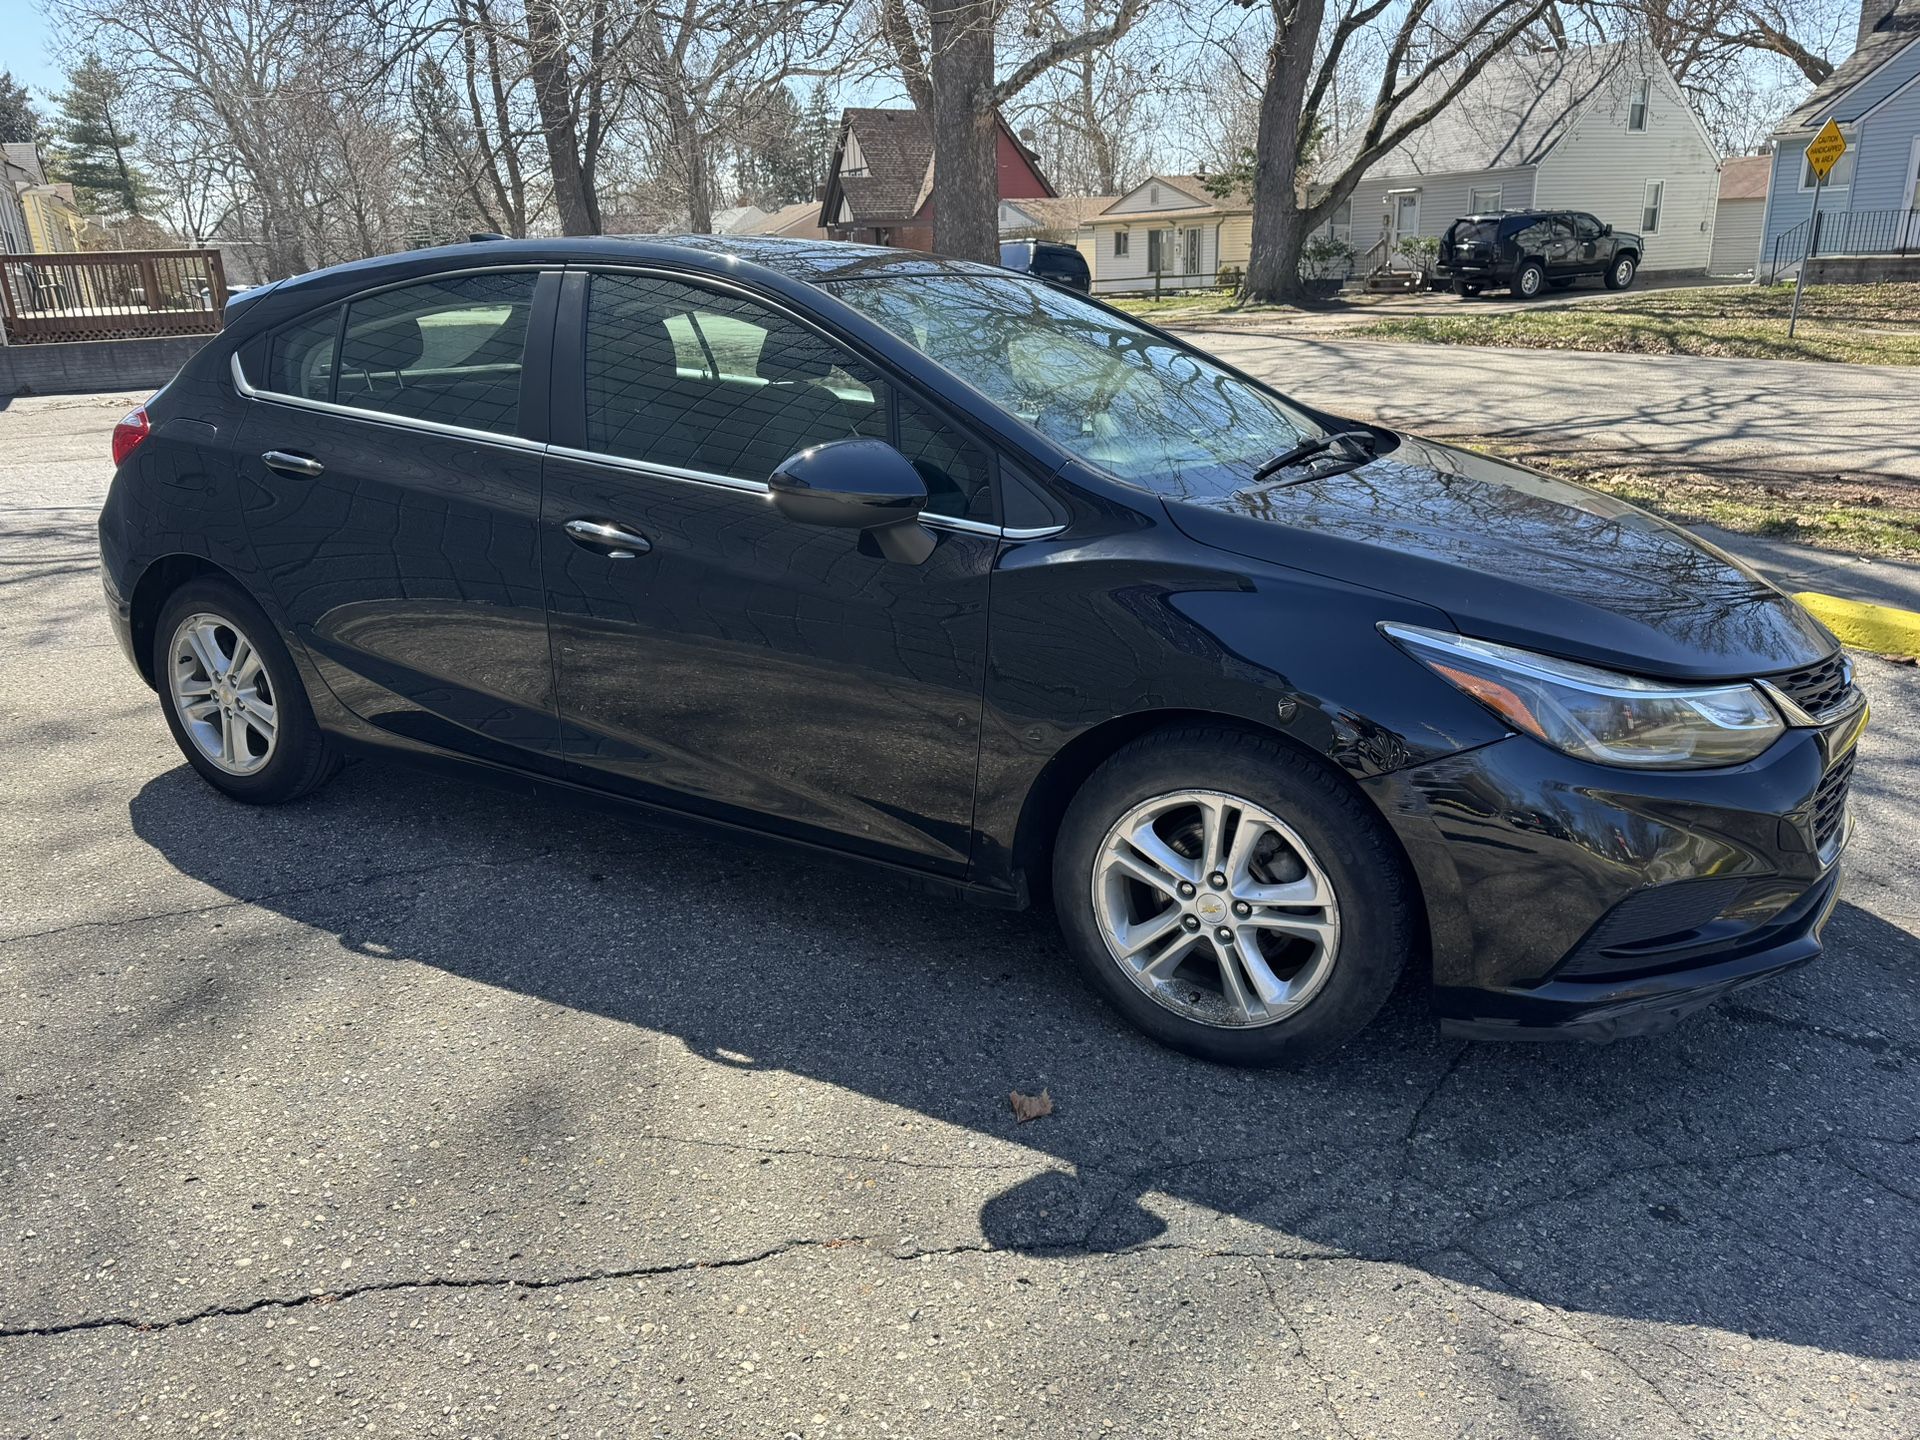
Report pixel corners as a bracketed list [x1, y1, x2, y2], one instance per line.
[1766, 207, 1920, 283]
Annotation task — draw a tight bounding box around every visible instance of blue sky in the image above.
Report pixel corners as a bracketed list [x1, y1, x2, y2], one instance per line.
[2, 0, 64, 98]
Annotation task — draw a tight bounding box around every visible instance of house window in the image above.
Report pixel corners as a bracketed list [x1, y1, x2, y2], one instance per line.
[1327, 198, 1351, 244]
[1800, 135, 1856, 189]
[1628, 79, 1650, 132]
[1184, 227, 1202, 277]
[1469, 186, 1502, 213]
[1147, 228, 1165, 272]
[1642, 180, 1663, 234]
[1114, 230, 1129, 258]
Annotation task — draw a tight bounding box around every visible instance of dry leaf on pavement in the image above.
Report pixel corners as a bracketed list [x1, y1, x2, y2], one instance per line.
[1009, 1088, 1053, 1123]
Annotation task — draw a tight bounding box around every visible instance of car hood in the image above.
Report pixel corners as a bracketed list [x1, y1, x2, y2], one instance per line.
[1162, 434, 1835, 680]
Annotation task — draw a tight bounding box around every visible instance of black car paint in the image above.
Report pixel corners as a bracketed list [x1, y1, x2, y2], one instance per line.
[100, 236, 1855, 1040]
[1437, 210, 1641, 292]
[998, 239, 1093, 293]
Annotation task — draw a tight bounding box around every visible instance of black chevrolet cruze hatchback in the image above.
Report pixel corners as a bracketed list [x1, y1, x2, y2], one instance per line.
[99, 236, 1866, 1066]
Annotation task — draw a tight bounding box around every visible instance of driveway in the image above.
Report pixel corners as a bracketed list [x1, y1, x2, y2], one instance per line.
[3, 394, 1918, 1438]
[1183, 330, 1920, 484]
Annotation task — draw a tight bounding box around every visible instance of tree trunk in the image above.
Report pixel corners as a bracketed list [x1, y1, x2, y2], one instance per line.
[1241, 0, 1327, 304]
[928, 0, 1000, 262]
[684, 125, 714, 233]
[525, 0, 598, 235]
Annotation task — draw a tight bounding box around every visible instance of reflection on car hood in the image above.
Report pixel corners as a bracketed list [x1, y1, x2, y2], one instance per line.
[1163, 433, 1835, 680]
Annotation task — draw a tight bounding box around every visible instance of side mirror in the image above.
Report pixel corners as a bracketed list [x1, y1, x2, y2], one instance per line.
[1601, 223, 1613, 236]
[769, 438, 935, 564]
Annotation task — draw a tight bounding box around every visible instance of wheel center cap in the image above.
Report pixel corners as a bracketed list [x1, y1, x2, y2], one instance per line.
[1195, 893, 1228, 923]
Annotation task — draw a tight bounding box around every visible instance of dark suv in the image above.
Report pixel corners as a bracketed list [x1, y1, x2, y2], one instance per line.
[1437, 211, 1641, 298]
[999, 239, 1092, 292]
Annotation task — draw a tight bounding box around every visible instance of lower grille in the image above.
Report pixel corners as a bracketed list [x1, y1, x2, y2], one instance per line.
[1813, 749, 1856, 853]
[1554, 877, 1750, 980]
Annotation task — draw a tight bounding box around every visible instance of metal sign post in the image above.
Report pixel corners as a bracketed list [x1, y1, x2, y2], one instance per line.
[1790, 120, 1848, 338]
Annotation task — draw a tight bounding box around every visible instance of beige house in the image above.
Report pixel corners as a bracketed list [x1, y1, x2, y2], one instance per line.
[2, 143, 89, 255]
[1081, 175, 1252, 295]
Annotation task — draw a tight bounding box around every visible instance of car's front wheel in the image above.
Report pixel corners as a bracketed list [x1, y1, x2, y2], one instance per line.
[1512, 261, 1546, 298]
[154, 578, 342, 804]
[1051, 727, 1414, 1067]
[1605, 255, 1637, 290]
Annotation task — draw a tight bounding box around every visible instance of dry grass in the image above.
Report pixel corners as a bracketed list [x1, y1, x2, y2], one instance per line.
[1347, 282, 1920, 366]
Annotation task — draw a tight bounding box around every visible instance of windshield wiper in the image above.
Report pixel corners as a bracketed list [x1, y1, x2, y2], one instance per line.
[1252, 428, 1377, 483]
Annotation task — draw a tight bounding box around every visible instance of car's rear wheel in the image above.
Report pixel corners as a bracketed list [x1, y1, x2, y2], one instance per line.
[1605, 255, 1637, 290]
[1052, 727, 1414, 1067]
[1452, 280, 1481, 297]
[154, 578, 341, 804]
[1513, 261, 1546, 298]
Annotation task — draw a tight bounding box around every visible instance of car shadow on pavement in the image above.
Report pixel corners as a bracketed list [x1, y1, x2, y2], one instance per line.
[128, 757, 1920, 1362]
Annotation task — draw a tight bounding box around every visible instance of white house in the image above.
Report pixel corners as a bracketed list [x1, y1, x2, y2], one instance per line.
[1081, 175, 1253, 295]
[1321, 43, 1721, 275]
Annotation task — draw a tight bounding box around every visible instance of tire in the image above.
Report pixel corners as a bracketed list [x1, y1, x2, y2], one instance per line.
[1512, 261, 1546, 299]
[1452, 280, 1481, 297]
[1548, 277, 1575, 290]
[1604, 254, 1637, 290]
[153, 577, 342, 804]
[1051, 726, 1415, 1067]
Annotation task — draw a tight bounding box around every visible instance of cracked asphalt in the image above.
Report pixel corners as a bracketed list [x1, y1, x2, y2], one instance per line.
[3, 391, 1918, 1438]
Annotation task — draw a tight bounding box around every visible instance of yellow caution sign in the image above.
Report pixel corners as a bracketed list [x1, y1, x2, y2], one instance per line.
[1806, 119, 1848, 182]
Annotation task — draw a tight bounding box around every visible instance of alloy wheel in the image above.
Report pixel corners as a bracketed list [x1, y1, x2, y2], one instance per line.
[168, 611, 279, 775]
[1091, 789, 1342, 1028]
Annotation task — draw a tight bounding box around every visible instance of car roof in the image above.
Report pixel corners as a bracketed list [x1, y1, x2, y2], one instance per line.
[229, 235, 1014, 338]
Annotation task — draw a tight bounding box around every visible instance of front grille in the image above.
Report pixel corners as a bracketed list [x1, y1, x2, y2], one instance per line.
[1813, 748, 1856, 853]
[1769, 652, 1853, 719]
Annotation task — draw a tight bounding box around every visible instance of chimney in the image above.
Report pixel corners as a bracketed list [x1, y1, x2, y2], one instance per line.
[1859, 0, 1897, 44]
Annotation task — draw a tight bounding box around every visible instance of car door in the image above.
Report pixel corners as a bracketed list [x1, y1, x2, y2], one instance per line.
[539, 267, 996, 874]
[1544, 215, 1580, 279]
[237, 267, 562, 762]
[1570, 213, 1605, 273]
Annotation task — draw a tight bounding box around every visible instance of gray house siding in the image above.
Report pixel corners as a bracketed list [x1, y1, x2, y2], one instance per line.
[1342, 166, 1537, 260]
[1708, 197, 1765, 274]
[1760, 40, 1920, 264]
[1531, 63, 1719, 271]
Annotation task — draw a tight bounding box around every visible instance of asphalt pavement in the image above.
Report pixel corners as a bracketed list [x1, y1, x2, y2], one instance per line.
[2, 391, 1918, 1438]
[1186, 330, 1920, 485]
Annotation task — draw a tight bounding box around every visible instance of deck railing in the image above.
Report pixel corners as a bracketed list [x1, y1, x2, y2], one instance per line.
[0, 248, 228, 344]
[1764, 208, 1920, 284]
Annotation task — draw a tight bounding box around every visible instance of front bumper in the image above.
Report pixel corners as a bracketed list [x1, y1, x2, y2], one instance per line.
[1362, 714, 1861, 1042]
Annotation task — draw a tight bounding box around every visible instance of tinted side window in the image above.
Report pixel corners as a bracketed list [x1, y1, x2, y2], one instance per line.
[1573, 213, 1602, 241]
[584, 272, 893, 491]
[897, 396, 992, 522]
[268, 307, 341, 401]
[337, 272, 535, 435]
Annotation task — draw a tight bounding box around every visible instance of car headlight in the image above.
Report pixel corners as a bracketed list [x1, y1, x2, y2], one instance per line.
[1381, 623, 1784, 769]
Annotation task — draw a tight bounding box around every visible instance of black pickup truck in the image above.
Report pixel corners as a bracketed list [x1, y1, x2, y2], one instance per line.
[1436, 210, 1642, 298]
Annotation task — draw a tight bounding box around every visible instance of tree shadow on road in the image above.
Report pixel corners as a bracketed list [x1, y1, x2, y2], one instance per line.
[126, 757, 1920, 1362]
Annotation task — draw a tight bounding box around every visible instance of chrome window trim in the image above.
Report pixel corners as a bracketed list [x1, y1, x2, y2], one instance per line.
[232, 352, 547, 455]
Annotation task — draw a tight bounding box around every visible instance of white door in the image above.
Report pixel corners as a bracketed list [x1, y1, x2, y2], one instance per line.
[1389, 193, 1420, 255]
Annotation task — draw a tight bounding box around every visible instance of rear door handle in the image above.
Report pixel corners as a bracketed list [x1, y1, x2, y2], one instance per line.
[262, 450, 325, 478]
[564, 517, 652, 559]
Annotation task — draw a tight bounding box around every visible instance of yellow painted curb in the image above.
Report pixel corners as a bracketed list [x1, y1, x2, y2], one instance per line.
[1792, 591, 1920, 660]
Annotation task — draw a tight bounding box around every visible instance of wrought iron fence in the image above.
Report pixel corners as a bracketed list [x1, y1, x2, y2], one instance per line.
[1765, 208, 1920, 283]
[0, 248, 228, 344]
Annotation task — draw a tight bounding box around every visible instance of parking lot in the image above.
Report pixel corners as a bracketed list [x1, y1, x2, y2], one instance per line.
[2, 389, 1917, 1437]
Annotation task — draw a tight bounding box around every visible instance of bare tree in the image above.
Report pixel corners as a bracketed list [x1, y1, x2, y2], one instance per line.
[878, 0, 1152, 261]
[1238, 0, 1558, 304]
[1009, 1, 1169, 194]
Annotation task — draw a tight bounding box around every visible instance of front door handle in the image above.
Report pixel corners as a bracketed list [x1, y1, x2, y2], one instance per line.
[262, 450, 325, 478]
[564, 517, 652, 559]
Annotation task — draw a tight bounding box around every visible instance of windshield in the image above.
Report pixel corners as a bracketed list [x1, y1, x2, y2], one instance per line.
[821, 272, 1316, 501]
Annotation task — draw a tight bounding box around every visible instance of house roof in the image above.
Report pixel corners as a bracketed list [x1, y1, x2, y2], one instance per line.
[1089, 174, 1252, 224]
[831, 108, 936, 224]
[1001, 194, 1117, 232]
[1777, 0, 1920, 129]
[1329, 43, 1634, 180]
[1717, 154, 1772, 201]
[737, 199, 827, 240]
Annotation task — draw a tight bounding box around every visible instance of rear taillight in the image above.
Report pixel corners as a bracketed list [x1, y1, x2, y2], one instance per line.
[111, 407, 152, 467]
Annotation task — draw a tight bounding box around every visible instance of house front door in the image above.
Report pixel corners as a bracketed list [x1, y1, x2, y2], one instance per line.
[1389, 193, 1420, 253]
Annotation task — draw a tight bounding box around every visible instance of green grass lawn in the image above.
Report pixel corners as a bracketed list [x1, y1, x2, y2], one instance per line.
[1348, 282, 1920, 365]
